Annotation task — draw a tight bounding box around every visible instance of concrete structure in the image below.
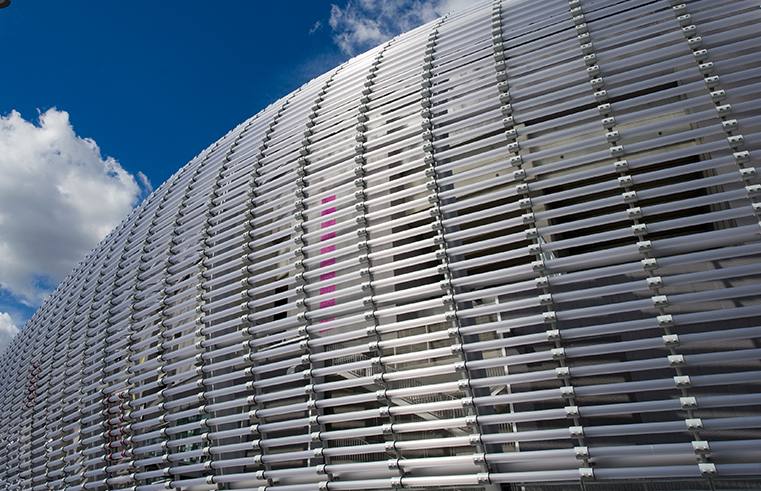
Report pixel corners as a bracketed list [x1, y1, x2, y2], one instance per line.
[2, 0, 761, 490]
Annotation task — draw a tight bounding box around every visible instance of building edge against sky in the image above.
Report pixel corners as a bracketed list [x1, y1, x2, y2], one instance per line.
[2, 0, 761, 490]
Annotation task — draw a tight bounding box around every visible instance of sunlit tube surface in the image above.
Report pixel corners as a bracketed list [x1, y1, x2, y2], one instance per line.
[2, 0, 761, 490]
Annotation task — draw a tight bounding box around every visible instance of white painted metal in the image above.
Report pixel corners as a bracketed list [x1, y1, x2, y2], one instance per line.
[2, 0, 761, 489]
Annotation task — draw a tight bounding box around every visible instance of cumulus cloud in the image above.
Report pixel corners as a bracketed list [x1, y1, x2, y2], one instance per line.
[0, 312, 19, 356]
[137, 171, 153, 195]
[309, 21, 323, 35]
[0, 109, 149, 308]
[329, 0, 474, 55]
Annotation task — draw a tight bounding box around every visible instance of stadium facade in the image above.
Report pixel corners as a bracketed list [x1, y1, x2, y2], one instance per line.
[2, 0, 761, 489]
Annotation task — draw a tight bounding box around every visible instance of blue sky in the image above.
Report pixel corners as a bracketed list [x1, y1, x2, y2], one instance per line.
[3, 2, 349, 188]
[0, 0, 469, 350]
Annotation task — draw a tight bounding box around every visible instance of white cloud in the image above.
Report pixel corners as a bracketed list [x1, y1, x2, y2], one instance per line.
[0, 109, 149, 308]
[0, 312, 18, 356]
[137, 171, 153, 195]
[329, 0, 475, 55]
[309, 20, 323, 35]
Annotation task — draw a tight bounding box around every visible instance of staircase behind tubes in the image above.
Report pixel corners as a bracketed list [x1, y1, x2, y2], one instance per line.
[2, 0, 761, 490]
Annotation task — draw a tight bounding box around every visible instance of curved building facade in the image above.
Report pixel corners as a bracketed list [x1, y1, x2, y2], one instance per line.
[2, 0, 761, 489]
